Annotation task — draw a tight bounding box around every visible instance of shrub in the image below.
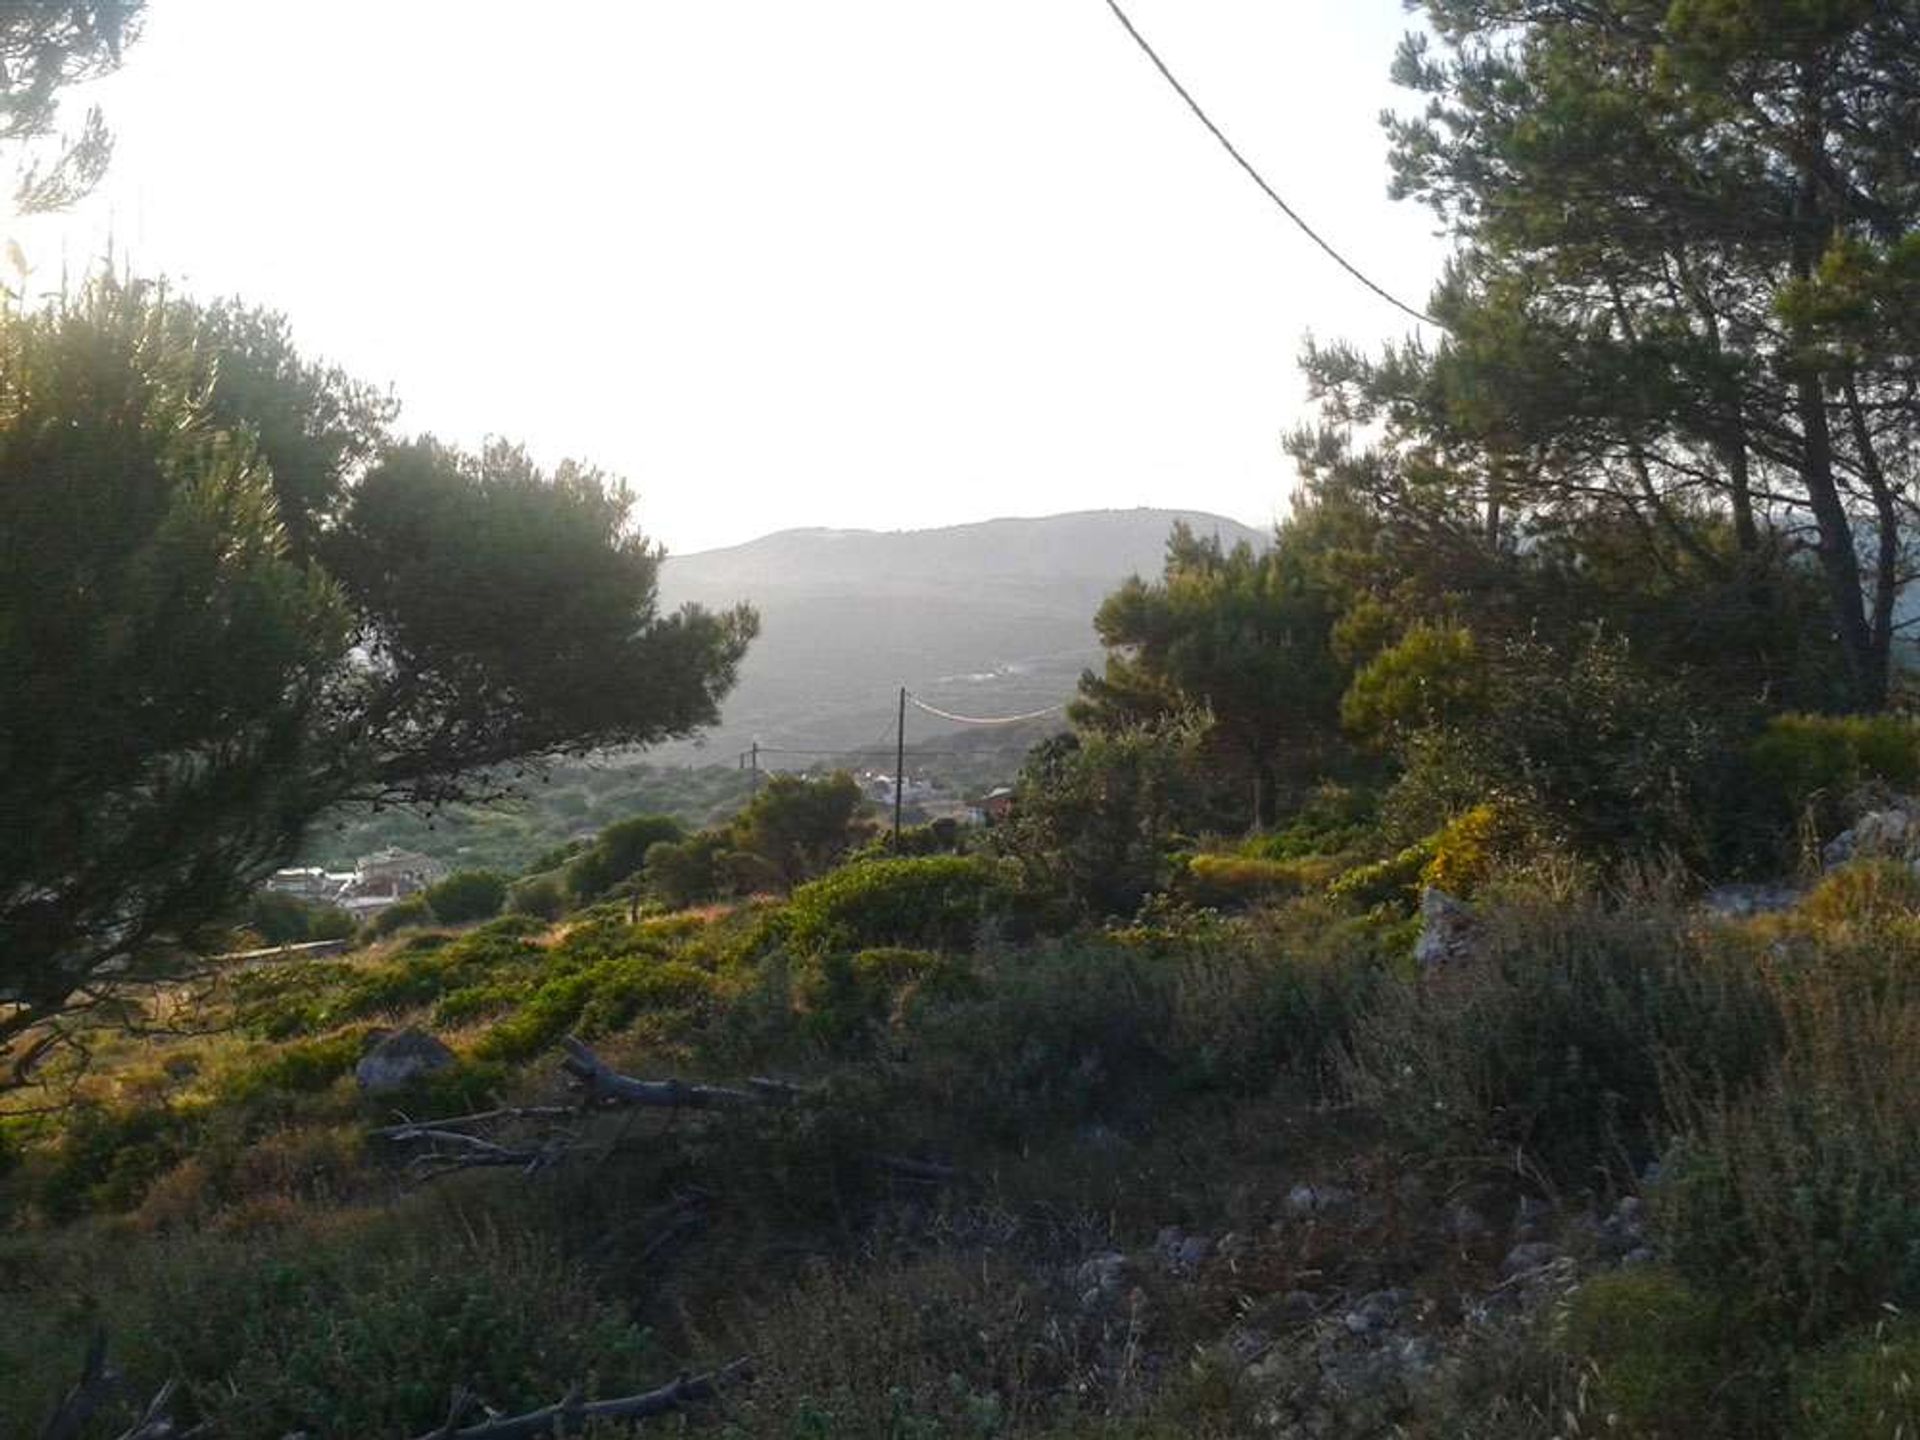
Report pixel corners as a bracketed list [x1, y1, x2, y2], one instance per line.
[993, 722, 1207, 919]
[1240, 783, 1375, 861]
[421, 869, 508, 924]
[1563, 1267, 1727, 1436]
[784, 856, 1009, 954]
[1752, 713, 1920, 825]
[1420, 802, 1522, 897]
[246, 892, 357, 946]
[896, 907, 1381, 1141]
[1796, 858, 1920, 928]
[801, 947, 979, 1052]
[1327, 839, 1434, 910]
[248, 891, 320, 945]
[38, 1103, 193, 1219]
[362, 894, 433, 939]
[220, 1031, 367, 1101]
[731, 772, 871, 888]
[63, 1224, 658, 1437]
[1185, 853, 1345, 905]
[642, 830, 731, 909]
[505, 871, 566, 921]
[1793, 1319, 1920, 1438]
[1663, 996, 1920, 1340]
[565, 813, 685, 900]
[306, 905, 355, 941]
[1344, 884, 1780, 1185]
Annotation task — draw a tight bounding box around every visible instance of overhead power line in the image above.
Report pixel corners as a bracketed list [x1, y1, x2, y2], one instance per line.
[905, 693, 1066, 726]
[1100, 0, 1443, 331]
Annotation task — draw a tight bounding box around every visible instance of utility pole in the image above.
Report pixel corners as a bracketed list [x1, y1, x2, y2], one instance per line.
[893, 686, 906, 847]
[750, 740, 761, 798]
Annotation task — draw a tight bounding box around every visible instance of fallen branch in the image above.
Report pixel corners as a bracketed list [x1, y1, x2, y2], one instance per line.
[374, 1124, 582, 1181]
[41, 1333, 197, 1440]
[376, 1105, 578, 1133]
[558, 1036, 765, 1110]
[869, 1153, 961, 1184]
[408, 1358, 752, 1440]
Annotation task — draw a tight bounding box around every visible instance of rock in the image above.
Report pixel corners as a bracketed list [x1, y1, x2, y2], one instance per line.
[1224, 1326, 1272, 1366]
[354, 1027, 455, 1094]
[1512, 1195, 1553, 1241]
[1446, 1202, 1493, 1242]
[1285, 1183, 1355, 1219]
[1413, 887, 1477, 972]
[1501, 1241, 1562, 1278]
[1703, 882, 1803, 918]
[1075, 1251, 1130, 1312]
[1278, 1289, 1321, 1322]
[1824, 806, 1917, 867]
[1343, 1288, 1410, 1335]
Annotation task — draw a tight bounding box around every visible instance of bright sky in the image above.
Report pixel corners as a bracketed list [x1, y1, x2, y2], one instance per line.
[21, 1, 1449, 556]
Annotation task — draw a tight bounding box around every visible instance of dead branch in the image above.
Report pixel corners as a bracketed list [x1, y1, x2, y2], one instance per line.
[41, 1333, 197, 1440]
[558, 1036, 763, 1110]
[376, 1105, 578, 1133]
[406, 1358, 752, 1440]
[39, 1329, 111, 1440]
[373, 1124, 582, 1181]
[869, 1153, 961, 1184]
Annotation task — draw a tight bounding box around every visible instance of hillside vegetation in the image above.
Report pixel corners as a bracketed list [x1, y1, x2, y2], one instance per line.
[13, 1, 1920, 1436]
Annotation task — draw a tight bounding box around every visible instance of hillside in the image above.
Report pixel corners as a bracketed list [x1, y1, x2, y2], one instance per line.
[656, 508, 1265, 763]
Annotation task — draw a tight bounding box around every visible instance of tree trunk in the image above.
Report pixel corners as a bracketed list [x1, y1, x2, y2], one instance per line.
[1790, 84, 1883, 708]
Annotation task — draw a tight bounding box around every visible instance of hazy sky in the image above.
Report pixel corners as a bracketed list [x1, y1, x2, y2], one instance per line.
[22, 1, 1450, 555]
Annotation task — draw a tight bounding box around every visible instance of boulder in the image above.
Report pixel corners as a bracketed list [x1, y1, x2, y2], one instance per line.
[1413, 887, 1477, 972]
[1823, 806, 1918, 868]
[355, 1027, 455, 1094]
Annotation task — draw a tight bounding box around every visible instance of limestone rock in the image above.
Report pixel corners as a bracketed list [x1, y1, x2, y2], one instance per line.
[354, 1027, 455, 1094]
[1413, 888, 1477, 972]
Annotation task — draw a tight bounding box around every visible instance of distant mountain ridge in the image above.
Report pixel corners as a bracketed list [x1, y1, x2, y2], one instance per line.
[655, 508, 1265, 764]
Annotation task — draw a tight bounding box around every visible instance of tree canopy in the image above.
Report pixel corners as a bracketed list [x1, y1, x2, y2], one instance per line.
[0, 1, 141, 214]
[1305, 0, 1920, 709]
[1075, 518, 1349, 828]
[0, 282, 756, 1076]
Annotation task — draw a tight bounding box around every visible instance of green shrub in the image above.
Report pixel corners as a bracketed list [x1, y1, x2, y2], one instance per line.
[1420, 802, 1523, 897]
[1752, 713, 1920, 823]
[38, 1104, 193, 1219]
[643, 830, 732, 909]
[801, 947, 982, 1053]
[1241, 783, 1375, 861]
[784, 856, 1008, 954]
[220, 1030, 367, 1101]
[1664, 1019, 1920, 1339]
[1344, 885, 1780, 1185]
[306, 905, 355, 941]
[992, 723, 1207, 919]
[1563, 1267, 1726, 1436]
[1326, 839, 1434, 910]
[246, 891, 356, 946]
[1797, 858, 1920, 927]
[1186, 853, 1345, 905]
[1793, 1319, 1920, 1438]
[421, 869, 508, 923]
[566, 813, 685, 900]
[362, 894, 433, 939]
[54, 1224, 659, 1437]
[505, 871, 566, 921]
[896, 908, 1380, 1140]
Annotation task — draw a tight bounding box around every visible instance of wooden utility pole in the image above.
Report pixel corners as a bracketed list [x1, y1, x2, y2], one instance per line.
[893, 687, 906, 846]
